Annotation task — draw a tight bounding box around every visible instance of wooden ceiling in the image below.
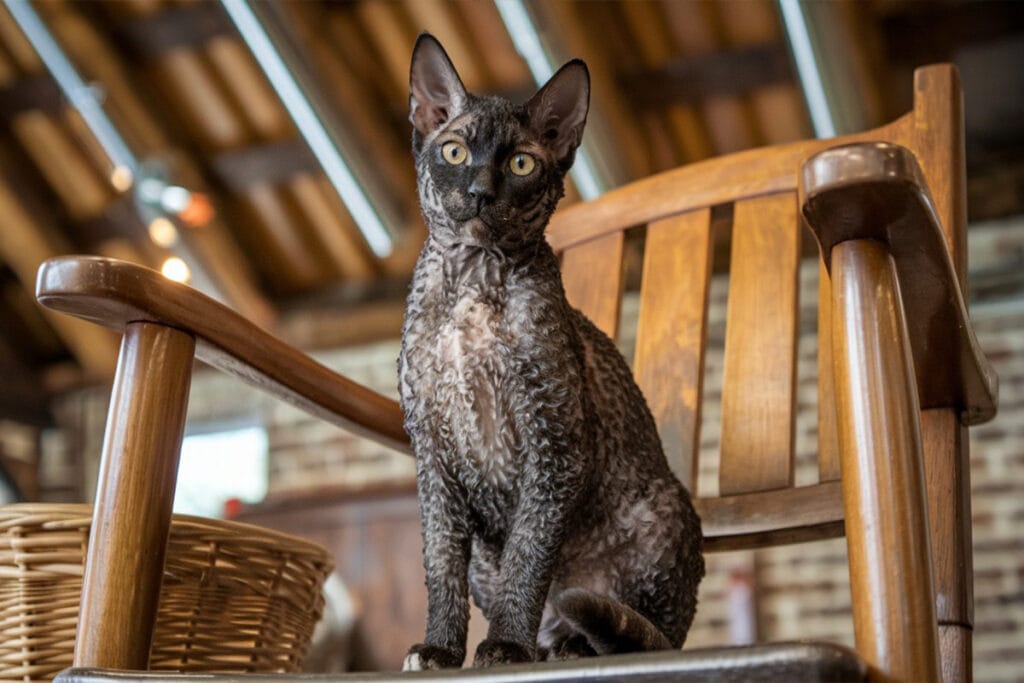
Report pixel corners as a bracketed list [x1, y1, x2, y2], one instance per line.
[1, 0, 1023, 425]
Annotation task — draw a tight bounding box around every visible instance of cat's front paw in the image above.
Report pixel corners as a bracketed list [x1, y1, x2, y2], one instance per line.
[473, 639, 533, 667]
[402, 643, 464, 670]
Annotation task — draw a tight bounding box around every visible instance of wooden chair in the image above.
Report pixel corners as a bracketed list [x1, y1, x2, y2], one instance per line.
[37, 64, 995, 682]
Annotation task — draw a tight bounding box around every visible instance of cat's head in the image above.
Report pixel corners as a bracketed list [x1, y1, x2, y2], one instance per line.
[409, 33, 589, 250]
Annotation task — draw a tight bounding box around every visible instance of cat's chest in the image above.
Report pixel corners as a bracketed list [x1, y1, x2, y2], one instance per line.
[434, 294, 507, 371]
[404, 250, 535, 382]
[401, 256, 541, 490]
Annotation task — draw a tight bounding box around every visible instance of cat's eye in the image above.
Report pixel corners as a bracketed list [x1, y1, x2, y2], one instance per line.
[441, 142, 469, 165]
[509, 153, 536, 176]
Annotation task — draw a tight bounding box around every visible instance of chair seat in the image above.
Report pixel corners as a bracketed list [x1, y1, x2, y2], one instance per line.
[56, 642, 866, 683]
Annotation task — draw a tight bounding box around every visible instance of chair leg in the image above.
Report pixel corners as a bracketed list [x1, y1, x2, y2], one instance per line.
[939, 624, 971, 683]
[922, 409, 974, 683]
[830, 240, 940, 682]
[73, 322, 195, 669]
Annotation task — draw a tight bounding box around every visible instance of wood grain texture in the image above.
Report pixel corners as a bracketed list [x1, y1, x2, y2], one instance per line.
[801, 142, 996, 425]
[74, 323, 195, 669]
[909, 65, 967, 286]
[696, 481, 844, 552]
[831, 240, 939, 681]
[560, 231, 625, 340]
[633, 209, 713, 491]
[817, 259, 841, 482]
[938, 624, 971, 683]
[719, 193, 800, 496]
[543, 67, 964, 257]
[545, 115, 909, 254]
[923, 409, 974, 630]
[36, 257, 410, 452]
[908, 67, 977, 680]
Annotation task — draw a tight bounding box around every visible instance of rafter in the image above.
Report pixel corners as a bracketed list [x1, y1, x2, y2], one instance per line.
[617, 44, 792, 109]
[0, 176, 118, 378]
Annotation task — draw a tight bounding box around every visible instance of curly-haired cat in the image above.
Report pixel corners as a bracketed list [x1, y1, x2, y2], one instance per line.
[399, 34, 704, 669]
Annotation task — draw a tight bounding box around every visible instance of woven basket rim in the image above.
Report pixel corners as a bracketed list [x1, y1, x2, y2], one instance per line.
[0, 502, 331, 562]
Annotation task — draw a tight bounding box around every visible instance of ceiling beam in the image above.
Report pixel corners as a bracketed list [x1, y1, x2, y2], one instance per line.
[41, 0, 277, 327]
[212, 139, 316, 192]
[114, 2, 233, 59]
[0, 75, 61, 120]
[0, 176, 119, 379]
[618, 43, 792, 110]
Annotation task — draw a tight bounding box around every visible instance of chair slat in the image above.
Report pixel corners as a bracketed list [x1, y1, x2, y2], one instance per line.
[560, 232, 625, 340]
[719, 193, 800, 496]
[817, 259, 842, 481]
[633, 209, 714, 492]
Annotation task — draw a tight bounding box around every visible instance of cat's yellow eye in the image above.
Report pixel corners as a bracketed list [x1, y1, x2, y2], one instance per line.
[509, 153, 536, 176]
[441, 142, 469, 165]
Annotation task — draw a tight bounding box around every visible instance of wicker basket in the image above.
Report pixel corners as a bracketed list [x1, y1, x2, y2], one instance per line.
[0, 503, 333, 681]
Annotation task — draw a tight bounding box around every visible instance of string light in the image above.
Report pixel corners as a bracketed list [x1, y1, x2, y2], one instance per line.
[147, 217, 179, 247]
[110, 166, 134, 192]
[161, 257, 191, 283]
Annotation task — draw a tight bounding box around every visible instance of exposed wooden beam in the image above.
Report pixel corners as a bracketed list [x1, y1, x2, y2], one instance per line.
[619, 1, 714, 165]
[212, 138, 316, 191]
[617, 43, 793, 110]
[456, 0, 531, 91]
[0, 177, 119, 378]
[660, 1, 756, 155]
[716, 0, 810, 145]
[205, 34, 293, 141]
[527, 1, 646, 183]
[0, 75, 61, 120]
[48, 0, 276, 326]
[214, 141, 381, 279]
[11, 109, 111, 219]
[113, 2, 233, 60]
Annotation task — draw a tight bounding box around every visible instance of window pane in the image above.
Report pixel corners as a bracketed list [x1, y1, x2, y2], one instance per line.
[173, 424, 268, 517]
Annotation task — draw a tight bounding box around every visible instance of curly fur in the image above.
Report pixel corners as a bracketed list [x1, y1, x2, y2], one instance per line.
[399, 34, 704, 669]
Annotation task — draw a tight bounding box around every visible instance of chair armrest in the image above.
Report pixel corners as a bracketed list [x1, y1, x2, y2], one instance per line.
[799, 142, 998, 425]
[36, 256, 411, 453]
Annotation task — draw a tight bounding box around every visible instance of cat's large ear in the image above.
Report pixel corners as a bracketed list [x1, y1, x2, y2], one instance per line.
[527, 60, 590, 169]
[409, 33, 468, 139]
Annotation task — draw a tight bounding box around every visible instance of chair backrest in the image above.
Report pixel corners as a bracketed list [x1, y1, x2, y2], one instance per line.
[550, 63, 978, 679]
[552, 63, 963, 548]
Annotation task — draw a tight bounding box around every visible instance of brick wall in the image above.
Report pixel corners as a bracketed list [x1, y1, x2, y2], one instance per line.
[44, 219, 1024, 680]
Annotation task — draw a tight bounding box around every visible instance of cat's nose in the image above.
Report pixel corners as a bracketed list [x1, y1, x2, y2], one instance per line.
[468, 167, 497, 203]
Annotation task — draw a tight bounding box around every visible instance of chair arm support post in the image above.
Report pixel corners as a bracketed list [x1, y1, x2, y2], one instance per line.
[830, 240, 940, 682]
[74, 322, 196, 670]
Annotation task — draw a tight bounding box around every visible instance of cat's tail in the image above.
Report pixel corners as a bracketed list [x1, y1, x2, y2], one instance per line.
[554, 588, 672, 654]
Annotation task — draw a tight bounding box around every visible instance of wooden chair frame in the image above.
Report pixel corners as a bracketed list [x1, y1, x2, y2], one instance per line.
[35, 64, 995, 682]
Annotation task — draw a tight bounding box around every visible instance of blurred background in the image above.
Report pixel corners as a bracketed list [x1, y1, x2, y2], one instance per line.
[0, 0, 1021, 678]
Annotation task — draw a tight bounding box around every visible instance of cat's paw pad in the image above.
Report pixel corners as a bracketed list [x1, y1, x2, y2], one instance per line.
[402, 643, 464, 670]
[473, 639, 532, 667]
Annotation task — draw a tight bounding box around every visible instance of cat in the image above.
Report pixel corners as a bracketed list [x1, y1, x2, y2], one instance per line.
[398, 33, 704, 670]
